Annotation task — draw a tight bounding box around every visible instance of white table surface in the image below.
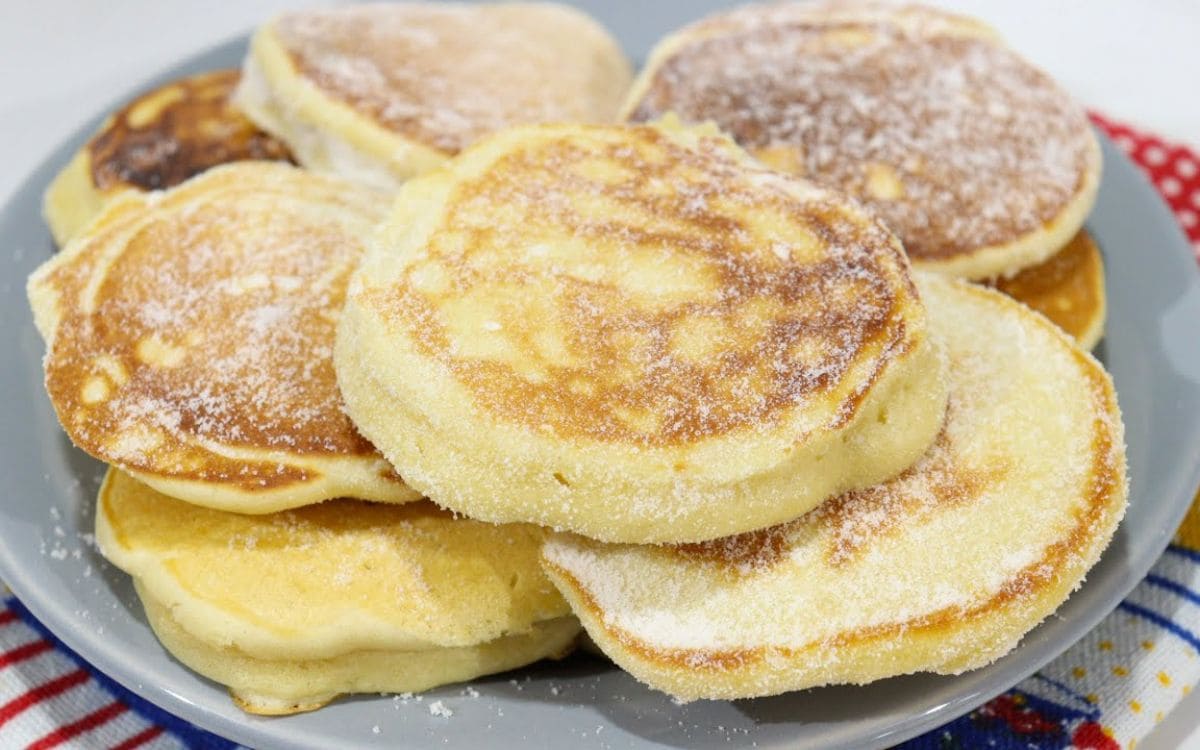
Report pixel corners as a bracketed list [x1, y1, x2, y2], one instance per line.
[1, 2, 1198, 748]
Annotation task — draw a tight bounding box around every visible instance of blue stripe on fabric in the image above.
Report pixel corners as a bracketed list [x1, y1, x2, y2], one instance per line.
[6, 597, 239, 750]
[1144, 573, 1200, 608]
[1165, 544, 1200, 564]
[1028, 673, 1102, 720]
[1118, 600, 1200, 653]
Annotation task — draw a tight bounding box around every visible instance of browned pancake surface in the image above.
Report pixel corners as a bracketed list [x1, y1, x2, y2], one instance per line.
[371, 125, 915, 446]
[40, 165, 386, 491]
[89, 70, 292, 192]
[990, 230, 1105, 345]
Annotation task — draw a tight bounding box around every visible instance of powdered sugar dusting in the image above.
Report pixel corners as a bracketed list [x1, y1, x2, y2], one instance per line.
[629, 2, 1095, 260]
[40, 166, 387, 484]
[275, 3, 630, 154]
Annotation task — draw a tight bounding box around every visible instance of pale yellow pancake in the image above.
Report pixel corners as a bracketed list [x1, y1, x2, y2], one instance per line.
[43, 69, 293, 247]
[336, 119, 948, 544]
[28, 162, 419, 513]
[990, 230, 1106, 350]
[97, 469, 578, 714]
[138, 586, 579, 716]
[543, 274, 1126, 700]
[236, 2, 633, 190]
[623, 2, 1101, 280]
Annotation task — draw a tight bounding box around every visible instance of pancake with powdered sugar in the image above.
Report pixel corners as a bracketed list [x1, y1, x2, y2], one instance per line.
[623, 2, 1101, 280]
[235, 2, 633, 190]
[28, 162, 419, 513]
[335, 119, 948, 544]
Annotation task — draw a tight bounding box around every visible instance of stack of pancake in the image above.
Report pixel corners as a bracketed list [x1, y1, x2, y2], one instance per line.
[28, 0, 1127, 715]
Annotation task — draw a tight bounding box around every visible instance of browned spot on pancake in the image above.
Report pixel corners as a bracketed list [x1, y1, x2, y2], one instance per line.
[42, 169, 382, 488]
[89, 70, 293, 192]
[675, 523, 794, 574]
[990, 231, 1103, 343]
[375, 126, 914, 446]
[548, 330, 1124, 678]
[628, 11, 1093, 260]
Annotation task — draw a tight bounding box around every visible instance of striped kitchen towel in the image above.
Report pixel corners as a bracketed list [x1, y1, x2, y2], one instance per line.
[1, 116, 1197, 749]
[0, 597, 240, 749]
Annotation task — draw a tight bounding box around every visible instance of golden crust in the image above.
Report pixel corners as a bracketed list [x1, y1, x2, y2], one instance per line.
[990, 230, 1107, 350]
[337, 120, 948, 543]
[622, 1, 1101, 280]
[43, 70, 292, 246]
[97, 468, 572, 660]
[235, 3, 633, 189]
[29, 162, 418, 512]
[138, 585, 579, 716]
[542, 276, 1127, 700]
[98, 468, 579, 714]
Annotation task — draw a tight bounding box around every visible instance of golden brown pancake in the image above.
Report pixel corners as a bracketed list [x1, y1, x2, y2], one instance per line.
[43, 70, 293, 246]
[96, 469, 578, 714]
[336, 119, 948, 544]
[236, 2, 634, 189]
[543, 274, 1127, 700]
[622, 2, 1101, 280]
[990, 230, 1106, 349]
[28, 162, 419, 513]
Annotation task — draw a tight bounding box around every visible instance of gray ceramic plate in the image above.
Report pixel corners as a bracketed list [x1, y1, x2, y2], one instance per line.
[3, 7, 1200, 749]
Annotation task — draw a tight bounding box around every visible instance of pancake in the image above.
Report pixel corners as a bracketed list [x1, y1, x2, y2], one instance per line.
[28, 162, 419, 513]
[990, 230, 1106, 350]
[137, 586, 579, 715]
[235, 2, 633, 190]
[96, 469, 578, 714]
[623, 2, 1102, 281]
[336, 120, 948, 544]
[542, 274, 1127, 700]
[44, 69, 293, 247]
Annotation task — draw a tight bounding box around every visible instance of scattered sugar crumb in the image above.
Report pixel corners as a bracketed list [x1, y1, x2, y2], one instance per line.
[428, 700, 453, 718]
